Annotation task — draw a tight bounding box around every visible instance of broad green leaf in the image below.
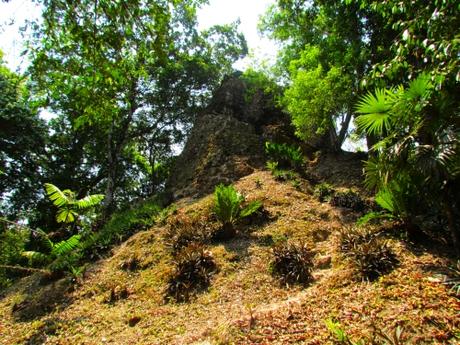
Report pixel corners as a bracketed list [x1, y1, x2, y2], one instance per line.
[45, 183, 70, 208]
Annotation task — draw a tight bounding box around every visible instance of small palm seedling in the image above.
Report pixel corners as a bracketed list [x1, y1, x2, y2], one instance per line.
[213, 184, 262, 240]
[339, 227, 398, 281]
[166, 243, 217, 302]
[270, 241, 313, 286]
[45, 183, 104, 224]
[325, 319, 365, 345]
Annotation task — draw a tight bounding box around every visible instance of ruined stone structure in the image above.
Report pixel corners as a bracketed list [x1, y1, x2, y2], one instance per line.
[167, 76, 296, 199]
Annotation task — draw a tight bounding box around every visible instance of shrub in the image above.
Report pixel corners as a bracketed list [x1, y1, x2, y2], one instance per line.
[92, 198, 162, 251]
[166, 243, 217, 302]
[213, 184, 262, 239]
[330, 190, 366, 212]
[0, 227, 29, 289]
[270, 241, 313, 285]
[265, 141, 304, 170]
[339, 227, 398, 281]
[314, 182, 335, 202]
[266, 161, 299, 182]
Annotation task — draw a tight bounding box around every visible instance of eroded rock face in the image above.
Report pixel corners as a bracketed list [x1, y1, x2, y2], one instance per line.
[167, 76, 294, 200]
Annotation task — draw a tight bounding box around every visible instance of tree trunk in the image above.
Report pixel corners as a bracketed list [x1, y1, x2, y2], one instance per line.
[102, 123, 116, 220]
[337, 110, 353, 149]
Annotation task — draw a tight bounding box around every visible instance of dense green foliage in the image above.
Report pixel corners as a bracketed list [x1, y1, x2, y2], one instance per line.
[213, 184, 262, 239]
[0, 226, 29, 288]
[356, 74, 460, 247]
[1, 0, 247, 228]
[0, 0, 248, 278]
[0, 52, 48, 218]
[263, 0, 459, 250]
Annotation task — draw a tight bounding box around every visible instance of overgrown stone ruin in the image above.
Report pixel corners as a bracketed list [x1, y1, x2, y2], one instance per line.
[167, 76, 297, 200]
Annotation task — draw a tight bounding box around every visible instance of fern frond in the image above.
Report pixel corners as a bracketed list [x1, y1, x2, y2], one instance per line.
[51, 235, 81, 257]
[45, 183, 70, 208]
[22, 251, 50, 264]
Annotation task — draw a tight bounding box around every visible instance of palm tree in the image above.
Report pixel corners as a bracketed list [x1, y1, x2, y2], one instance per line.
[356, 74, 460, 251]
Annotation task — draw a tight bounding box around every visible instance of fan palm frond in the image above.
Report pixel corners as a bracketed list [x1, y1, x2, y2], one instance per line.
[355, 88, 396, 136]
[404, 74, 432, 101]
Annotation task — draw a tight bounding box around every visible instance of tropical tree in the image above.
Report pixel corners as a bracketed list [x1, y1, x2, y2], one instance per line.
[0, 50, 48, 219]
[27, 0, 247, 219]
[260, 0, 396, 151]
[356, 74, 460, 250]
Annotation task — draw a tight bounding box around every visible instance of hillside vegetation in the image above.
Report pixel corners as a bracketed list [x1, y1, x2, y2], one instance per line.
[0, 0, 459, 343]
[1, 164, 458, 344]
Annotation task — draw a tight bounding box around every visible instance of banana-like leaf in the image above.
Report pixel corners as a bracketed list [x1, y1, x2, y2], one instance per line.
[56, 208, 78, 223]
[45, 183, 70, 208]
[51, 234, 81, 257]
[74, 194, 104, 210]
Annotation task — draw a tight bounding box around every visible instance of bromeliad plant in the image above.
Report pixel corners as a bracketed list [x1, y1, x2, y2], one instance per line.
[270, 241, 313, 286]
[213, 184, 262, 239]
